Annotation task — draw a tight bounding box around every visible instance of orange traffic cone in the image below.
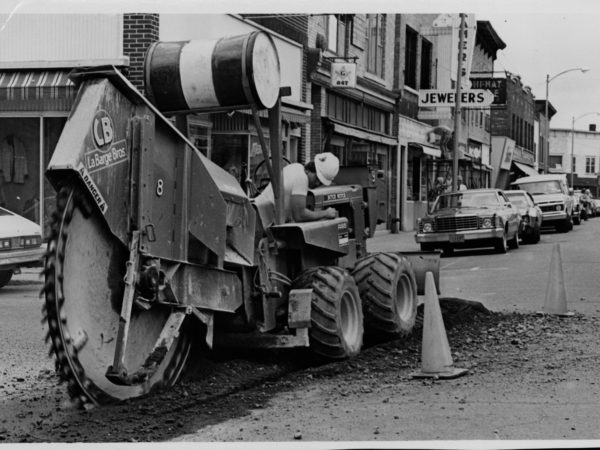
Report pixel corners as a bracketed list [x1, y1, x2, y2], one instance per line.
[410, 272, 468, 379]
[541, 243, 574, 316]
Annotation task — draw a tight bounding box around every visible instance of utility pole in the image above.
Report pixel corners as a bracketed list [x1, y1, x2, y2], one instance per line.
[452, 13, 466, 192]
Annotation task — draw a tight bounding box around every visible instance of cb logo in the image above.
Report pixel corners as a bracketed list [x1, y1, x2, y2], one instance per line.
[92, 110, 114, 148]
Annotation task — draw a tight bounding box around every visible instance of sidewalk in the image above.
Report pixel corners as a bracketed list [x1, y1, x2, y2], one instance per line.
[366, 228, 420, 254]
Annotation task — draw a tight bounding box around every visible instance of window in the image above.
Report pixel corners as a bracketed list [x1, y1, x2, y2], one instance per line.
[366, 14, 384, 77]
[404, 26, 418, 88]
[585, 156, 596, 174]
[327, 15, 338, 53]
[420, 38, 432, 89]
[326, 15, 348, 55]
[548, 155, 562, 169]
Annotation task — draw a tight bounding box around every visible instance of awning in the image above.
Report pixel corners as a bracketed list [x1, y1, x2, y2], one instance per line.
[238, 105, 310, 124]
[408, 141, 441, 158]
[330, 120, 397, 146]
[0, 70, 76, 112]
[513, 161, 538, 177]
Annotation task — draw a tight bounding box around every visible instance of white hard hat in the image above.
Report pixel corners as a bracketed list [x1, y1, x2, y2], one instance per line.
[314, 152, 339, 186]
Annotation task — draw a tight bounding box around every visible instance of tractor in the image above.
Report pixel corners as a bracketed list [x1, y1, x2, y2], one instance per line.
[42, 31, 439, 407]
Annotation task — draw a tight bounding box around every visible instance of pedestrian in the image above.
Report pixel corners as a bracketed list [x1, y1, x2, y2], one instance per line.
[457, 175, 467, 191]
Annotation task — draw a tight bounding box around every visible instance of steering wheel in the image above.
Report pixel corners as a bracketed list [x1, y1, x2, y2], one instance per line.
[251, 156, 291, 194]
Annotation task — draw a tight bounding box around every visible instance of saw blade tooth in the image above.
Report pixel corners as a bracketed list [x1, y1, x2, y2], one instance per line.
[71, 330, 88, 352]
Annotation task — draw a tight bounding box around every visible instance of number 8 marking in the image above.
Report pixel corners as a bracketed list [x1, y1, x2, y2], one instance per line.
[156, 178, 164, 196]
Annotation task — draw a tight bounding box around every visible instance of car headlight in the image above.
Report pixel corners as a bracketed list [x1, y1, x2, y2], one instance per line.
[422, 222, 434, 233]
[555, 204, 563, 211]
[481, 217, 493, 228]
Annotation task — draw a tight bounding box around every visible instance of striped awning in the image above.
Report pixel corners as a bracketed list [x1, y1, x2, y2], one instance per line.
[0, 70, 77, 112]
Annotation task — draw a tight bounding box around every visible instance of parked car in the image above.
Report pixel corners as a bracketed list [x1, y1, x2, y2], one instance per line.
[510, 174, 574, 233]
[415, 188, 521, 256]
[0, 206, 45, 289]
[505, 190, 543, 244]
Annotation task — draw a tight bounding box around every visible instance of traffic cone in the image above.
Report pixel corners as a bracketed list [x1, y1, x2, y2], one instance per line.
[541, 243, 574, 316]
[410, 272, 468, 379]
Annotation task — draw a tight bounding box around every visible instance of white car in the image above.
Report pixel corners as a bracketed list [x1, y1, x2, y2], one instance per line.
[0, 207, 45, 288]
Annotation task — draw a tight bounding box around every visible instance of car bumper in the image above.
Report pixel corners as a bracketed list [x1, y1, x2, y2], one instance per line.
[415, 227, 505, 244]
[540, 211, 567, 223]
[0, 246, 45, 270]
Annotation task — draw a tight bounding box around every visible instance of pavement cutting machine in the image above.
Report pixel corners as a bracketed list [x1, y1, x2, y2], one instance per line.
[42, 31, 439, 407]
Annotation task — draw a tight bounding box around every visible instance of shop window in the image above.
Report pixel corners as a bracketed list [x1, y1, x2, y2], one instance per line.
[366, 14, 384, 77]
[404, 26, 418, 89]
[42, 117, 67, 237]
[213, 134, 251, 185]
[0, 118, 40, 224]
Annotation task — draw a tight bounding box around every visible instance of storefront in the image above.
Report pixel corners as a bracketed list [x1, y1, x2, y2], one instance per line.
[313, 84, 397, 229]
[0, 70, 76, 237]
[399, 116, 442, 231]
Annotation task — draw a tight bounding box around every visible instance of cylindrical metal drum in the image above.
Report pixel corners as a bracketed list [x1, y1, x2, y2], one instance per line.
[145, 31, 281, 112]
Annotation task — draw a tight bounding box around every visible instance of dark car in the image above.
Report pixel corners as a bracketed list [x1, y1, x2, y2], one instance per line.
[415, 188, 521, 256]
[505, 190, 543, 244]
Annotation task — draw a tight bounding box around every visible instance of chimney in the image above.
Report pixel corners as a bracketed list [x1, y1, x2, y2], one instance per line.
[590, 124, 597, 132]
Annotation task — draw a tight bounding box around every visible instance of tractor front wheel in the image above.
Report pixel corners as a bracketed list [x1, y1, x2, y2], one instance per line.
[293, 266, 363, 359]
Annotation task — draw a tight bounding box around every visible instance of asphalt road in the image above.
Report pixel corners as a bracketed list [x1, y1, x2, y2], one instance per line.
[368, 217, 600, 316]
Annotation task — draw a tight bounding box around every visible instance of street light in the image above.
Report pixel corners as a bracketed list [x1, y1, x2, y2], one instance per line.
[544, 67, 589, 172]
[571, 112, 600, 188]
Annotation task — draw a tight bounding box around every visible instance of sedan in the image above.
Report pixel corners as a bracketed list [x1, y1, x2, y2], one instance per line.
[415, 188, 521, 256]
[0, 207, 45, 288]
[505, 190, 542, 244]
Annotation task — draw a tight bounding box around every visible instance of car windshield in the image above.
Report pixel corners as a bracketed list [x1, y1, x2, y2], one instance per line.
[434, 192, 500, 211]
[505, 194, 528, 208]
[517, 180, 562, 195]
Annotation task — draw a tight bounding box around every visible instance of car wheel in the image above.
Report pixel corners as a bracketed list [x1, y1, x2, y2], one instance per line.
[508, 229, 519, 249]
[420, 243, 436, 252]
[494, 232, 508, 254]
[0, 270, 13, 289]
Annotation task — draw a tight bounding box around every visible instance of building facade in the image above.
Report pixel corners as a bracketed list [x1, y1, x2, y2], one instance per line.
[549, 125, 600, 194]
[1, 12, 525, 237]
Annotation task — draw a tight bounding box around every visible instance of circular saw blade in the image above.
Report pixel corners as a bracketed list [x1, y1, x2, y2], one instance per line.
[44, 187, 191, 406]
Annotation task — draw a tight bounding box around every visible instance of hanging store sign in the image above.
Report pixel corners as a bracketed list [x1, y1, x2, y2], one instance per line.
[433, 13, 477, 88]
[330, 62, 357, 88]
[418, 89, 495, 107]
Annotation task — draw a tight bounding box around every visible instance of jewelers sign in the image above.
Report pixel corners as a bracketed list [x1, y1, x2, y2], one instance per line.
[330, 62, 357, 88]
[418, 89, 495, 107]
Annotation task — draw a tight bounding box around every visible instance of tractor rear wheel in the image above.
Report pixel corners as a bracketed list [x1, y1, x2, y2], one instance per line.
[352, 252, 418, 337]
[43, 186, 192, 407]
[293, 266, 363, 359]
